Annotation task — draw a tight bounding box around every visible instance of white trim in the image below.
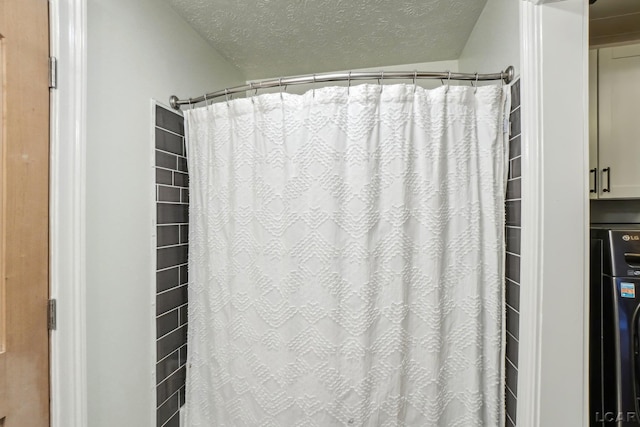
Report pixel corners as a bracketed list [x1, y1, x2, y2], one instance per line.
[49, 0, 88, 426]
[517, 2, 543, 424]
[518, 0, 589, 426]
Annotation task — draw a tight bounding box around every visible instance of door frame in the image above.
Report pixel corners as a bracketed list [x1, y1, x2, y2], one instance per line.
[517, 0, 589, 426]
[51, 0, 590, 426]
[49, 0, 88, 426]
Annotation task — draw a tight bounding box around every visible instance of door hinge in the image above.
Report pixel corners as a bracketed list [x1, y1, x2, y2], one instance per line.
[49, 57, 57, 89]
[48, 299, 57, 331]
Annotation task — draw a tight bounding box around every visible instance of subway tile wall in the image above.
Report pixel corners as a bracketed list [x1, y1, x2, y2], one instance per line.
[155, 105, 188, 427]
[505, 79, 521, 427]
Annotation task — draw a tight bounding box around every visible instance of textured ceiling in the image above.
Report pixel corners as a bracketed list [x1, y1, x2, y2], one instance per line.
[167, 0, 488, 79]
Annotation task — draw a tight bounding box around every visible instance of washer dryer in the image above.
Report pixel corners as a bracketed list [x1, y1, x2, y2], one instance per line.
[591, 226, 640, 426]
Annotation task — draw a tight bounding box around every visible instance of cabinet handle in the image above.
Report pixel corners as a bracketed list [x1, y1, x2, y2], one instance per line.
[590, 168, 597, 193]
[603, 167, 611, 193]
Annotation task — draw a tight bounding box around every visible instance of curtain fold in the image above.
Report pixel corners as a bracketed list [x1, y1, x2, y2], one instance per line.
[184, 84, 509, 427]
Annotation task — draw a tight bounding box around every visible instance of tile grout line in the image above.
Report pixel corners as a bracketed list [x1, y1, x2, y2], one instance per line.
[506, 277, 521, 286]
[156, 365, 185, 395]
[157, 242, 189, 250]
[156, 302, 188, 320]
[156, 125, 185, 138]
[506, 384, 517, 401]
[506, 302, 519, 314]
[155, 333, 188, 365]
[160, 409, 180, 427]
[156, 262, 187, 274]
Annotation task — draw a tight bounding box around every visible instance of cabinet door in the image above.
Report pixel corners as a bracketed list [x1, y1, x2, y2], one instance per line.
[598, 44, 640, 198]
[589, 49, 598, 199]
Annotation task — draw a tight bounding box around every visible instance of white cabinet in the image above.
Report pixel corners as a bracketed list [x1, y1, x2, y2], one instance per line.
[592, 44, 640, 199]
[589, 49, 598, 199]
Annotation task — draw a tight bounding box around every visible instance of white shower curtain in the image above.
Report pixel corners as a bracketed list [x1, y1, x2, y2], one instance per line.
[184, 83, 510, 427]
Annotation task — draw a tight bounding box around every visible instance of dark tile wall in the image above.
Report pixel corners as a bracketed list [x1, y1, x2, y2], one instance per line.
[155, 105, 188, 427]
[505, 79, 521, 427]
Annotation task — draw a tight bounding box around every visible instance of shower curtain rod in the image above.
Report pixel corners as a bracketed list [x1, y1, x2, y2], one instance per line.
[169, 66, 514, 110]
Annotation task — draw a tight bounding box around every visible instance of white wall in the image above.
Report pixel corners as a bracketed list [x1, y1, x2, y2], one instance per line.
[458, 0, 520, 76]
[86, 0, 244, 425]
[248, 60, 460, 96]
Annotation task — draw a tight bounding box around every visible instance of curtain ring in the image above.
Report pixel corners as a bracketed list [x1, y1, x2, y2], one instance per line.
[312, 74, 316, 98]
[279, 77, 283, 100]
[380, 70, 384, 93]
[348, 71, 351, 95]
[188, 99, 193, 110]
[203, 93, 209, 107]
[446, 71, 451, 93]
[413, 70, 417, 93]
[225, 89, 230, 107]
[249, 82, 255, 104]
[474, 73, 479, 94]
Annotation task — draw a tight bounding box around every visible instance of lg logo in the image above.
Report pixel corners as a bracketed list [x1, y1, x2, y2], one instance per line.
[623, 235, 640, 241]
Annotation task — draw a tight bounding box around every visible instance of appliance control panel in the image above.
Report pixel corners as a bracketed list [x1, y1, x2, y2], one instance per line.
[609, 230, 640, 277]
